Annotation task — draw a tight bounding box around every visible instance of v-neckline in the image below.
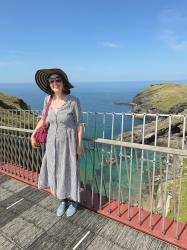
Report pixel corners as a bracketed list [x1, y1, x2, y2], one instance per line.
[50, 94, 70, 114]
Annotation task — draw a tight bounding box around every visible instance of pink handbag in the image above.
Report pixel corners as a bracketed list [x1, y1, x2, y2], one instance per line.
[34, 96, 52, 144]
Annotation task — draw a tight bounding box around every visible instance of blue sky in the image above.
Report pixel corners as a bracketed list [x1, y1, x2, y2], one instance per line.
[0, 0, 187, 83]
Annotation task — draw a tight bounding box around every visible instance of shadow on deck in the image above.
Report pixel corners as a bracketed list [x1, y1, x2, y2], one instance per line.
[0, 173, 182, 250]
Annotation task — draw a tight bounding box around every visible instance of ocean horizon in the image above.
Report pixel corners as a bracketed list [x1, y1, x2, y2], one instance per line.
[1, 80, 187, 111]
[1, 81, 187, 221]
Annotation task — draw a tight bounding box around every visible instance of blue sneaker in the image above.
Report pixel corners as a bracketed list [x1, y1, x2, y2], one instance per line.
[56, 201, 67, 217]
[66, 201, 78, 217]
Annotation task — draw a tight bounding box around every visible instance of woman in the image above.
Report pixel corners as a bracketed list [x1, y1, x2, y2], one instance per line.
[31, 68, 83, 217]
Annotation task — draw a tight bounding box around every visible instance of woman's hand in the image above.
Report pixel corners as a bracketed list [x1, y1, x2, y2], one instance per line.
[31, 134, 40, 148]
[76, 144, 83, 161]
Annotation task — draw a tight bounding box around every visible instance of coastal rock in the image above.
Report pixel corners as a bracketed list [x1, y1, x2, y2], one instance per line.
[0, 92, 32, 129]
[117, 117, 184, 148]
[119, 83, 187, 149]
[133, 83, 187, 114]
[0, 92, 30, 110]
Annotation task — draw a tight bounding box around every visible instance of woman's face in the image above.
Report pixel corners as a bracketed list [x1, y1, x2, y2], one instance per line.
[48, 74, 63, 94]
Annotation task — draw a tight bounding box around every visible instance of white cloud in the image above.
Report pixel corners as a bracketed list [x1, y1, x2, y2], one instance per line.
[0, 49, 25, 55]
[158, 9, 187, 51]
[99, 41, 121, 48]
[0, 49, 46, 58]
[159, 29, 187, 51]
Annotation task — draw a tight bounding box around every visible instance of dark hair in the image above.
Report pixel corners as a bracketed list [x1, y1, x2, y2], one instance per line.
[49, 74, 71, 95]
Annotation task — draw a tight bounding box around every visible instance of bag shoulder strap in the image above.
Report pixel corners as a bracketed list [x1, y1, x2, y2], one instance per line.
[43, 95, 52, 124]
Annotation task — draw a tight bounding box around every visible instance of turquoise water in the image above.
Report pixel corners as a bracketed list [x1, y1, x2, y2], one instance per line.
[1, 80, 186, 112]
[0, 80, 149, 135]
[79, 143, 160, 204]
[0, 80, 154, 111]
[0, 80, 169, 202]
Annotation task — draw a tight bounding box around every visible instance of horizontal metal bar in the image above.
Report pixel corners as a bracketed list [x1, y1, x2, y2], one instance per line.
[0, 126, 95, 144]
[1, 109, 187, 118]
[95, 138, 187, 156]
[0, 126, 33, 133]
[1, 125, 187, 156]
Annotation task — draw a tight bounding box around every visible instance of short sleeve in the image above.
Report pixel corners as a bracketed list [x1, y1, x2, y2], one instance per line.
[41, 95, 49, 121]
[73, 97, 83, 127]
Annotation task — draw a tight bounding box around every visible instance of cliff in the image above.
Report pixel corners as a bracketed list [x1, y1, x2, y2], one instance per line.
[0, 92, 32, 128]
[0, 92, 31, 110]
[133, 83, 187, 114]
[119, 83, 187, 148]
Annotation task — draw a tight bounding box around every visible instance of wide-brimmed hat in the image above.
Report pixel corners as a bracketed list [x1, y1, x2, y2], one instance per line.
[35, 68, 74, 95]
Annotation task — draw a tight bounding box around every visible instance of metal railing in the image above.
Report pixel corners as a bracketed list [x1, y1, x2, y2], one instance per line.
[0, 109, 187, 242]
[95, 138, 187, 239]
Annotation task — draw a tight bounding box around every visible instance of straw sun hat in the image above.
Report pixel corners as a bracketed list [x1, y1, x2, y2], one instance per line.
[35, 68, 74, 95]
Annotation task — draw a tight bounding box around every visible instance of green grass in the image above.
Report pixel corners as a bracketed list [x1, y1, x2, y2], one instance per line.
[137, 84, 187, 113]
[0, 92, 34, 128]
[180, 109, 187, 115]
[167, 158, 187, 223]
[0, 92, 30, 110]
[0, 111, 38, 129]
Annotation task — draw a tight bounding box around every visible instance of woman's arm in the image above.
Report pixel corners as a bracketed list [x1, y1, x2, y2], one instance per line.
[77, 123, 83, 160]
[73, 97, 84, 160]
[77, 123, 83, 146]
[31, 95, 49, 148]
[31, 119, 44, 138]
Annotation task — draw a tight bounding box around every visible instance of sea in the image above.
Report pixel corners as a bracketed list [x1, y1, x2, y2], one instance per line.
[1, 80, 186, 112]
[0, 80, 154, 111]
[1, 80, 186, 136]
[0, 80, 186, 202]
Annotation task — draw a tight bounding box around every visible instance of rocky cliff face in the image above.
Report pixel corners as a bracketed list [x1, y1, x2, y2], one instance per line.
[0, 92, 30, 110]
[129, 84, 187, 216]
[133, 83, 187, 114]
[120, 83, 187, 149]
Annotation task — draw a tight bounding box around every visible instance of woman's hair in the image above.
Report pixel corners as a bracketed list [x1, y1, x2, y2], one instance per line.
[49, 74, 71, 95]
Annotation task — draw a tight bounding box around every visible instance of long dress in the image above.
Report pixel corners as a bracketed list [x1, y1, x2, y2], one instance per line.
[37, 94, 83, 202]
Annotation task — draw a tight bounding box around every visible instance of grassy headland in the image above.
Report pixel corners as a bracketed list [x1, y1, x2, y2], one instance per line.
[133, 83, 187, 114]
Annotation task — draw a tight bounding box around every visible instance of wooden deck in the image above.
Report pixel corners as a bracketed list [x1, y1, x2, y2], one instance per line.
[0, 174, 182, 250]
